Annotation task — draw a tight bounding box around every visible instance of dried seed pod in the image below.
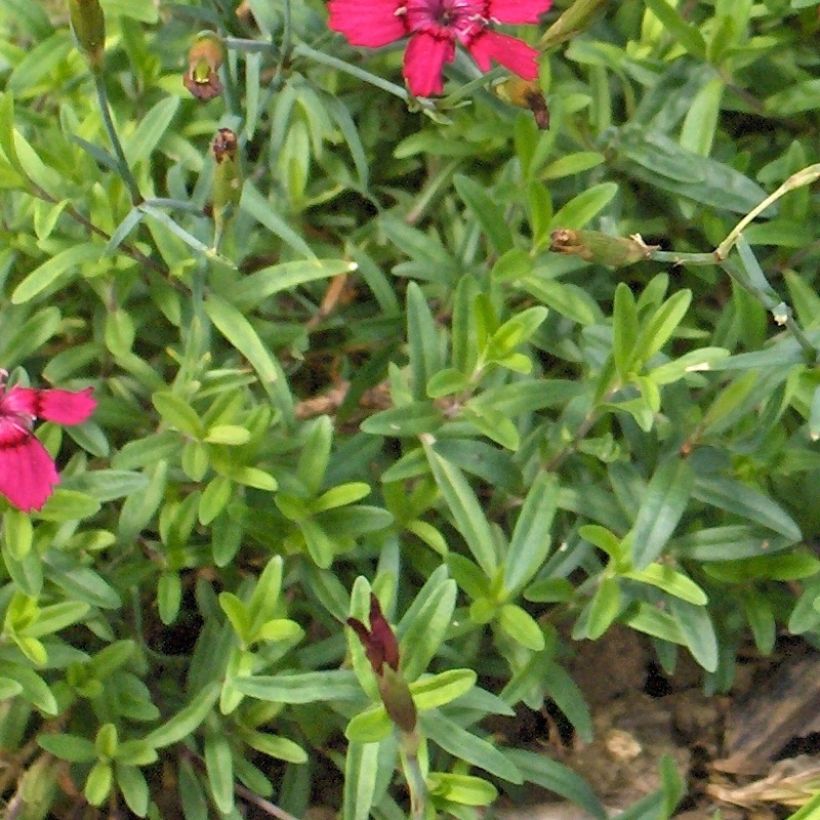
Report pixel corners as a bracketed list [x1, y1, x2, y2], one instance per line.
[550, 229, 659, 267]
[495, 76, 550, 130]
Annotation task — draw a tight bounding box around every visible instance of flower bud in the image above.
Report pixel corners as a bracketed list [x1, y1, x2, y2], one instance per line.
[347, 593, 417, 733]
[68, 0, 106, 70]
[494, 77, 550, 130]
[550, 229, 658, 267]
[378, 665, 418, 734]
[184, 31, 225, 101]
[211, 129, 242, 242]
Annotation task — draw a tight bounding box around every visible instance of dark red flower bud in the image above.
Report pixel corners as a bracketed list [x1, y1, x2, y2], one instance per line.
[347, 594, 416, 733]
[346, 593, 399, 675]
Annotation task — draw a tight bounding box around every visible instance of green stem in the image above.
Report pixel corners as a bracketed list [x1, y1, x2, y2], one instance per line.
[716, 162, 820, 259]
[93, 72, 142, 205]
[293, 43, 435, 111]
[647, 250, 719, 266]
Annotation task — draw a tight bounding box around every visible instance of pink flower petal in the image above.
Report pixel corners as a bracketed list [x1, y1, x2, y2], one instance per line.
[0, 415, 30, 448]
[328, 0, 407, 47]
[403, 32, 455, 96]
[487, 0, 553, 25]
[0, 386, 38, 417]
[33, 388, 97, 425]
[467, 30, 541, 80]
[0, 435, 60, 512]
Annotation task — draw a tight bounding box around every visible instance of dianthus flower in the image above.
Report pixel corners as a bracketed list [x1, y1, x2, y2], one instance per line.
[327, 0, 552, 97]
[0, 372, 96, 512]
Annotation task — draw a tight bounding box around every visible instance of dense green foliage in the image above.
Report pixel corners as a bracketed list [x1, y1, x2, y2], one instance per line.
[0, 0, 818, 817]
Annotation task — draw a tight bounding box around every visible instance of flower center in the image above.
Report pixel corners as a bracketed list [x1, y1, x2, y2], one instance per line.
[402, 0, 489, 42]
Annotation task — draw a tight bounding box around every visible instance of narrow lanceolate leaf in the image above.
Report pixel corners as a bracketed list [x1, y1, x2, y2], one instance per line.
[143, 682, 220, 748]
[629, 458, 694, 569]
[503, 473, 559, 595]
[205, 294, 279, 386]
[692, 475, 802, 542]
[422, 712, 522, 784]
[233, 671, 363, 704]
[12, 243, 103, 304]
[670, 598, 718, 672]
[454, 174, 513, 254]
[424, 444, 498, 578]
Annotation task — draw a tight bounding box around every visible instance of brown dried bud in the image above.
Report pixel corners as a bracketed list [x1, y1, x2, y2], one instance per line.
[550, 229, 659, 267]
[183, 31, 224, 101]
[68, 0, 106, 70]
[494, 77, 550, 130]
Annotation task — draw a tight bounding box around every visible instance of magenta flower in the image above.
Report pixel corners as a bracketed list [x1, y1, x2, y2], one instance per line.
[0, 373, 97, 513]
[327, 0, 552, 97]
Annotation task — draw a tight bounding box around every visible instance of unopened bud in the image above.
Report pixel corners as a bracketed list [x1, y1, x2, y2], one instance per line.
[495, 77, 550, 130]
[377, 664, 418, 733]
[550, 229, 658, 267]
[211, 129, 242, 246]
[69, 0, 106, 70]
[184, 31, 225, 101]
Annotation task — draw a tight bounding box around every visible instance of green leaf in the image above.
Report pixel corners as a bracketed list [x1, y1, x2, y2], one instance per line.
[12, 243, 102, 304]
[499, 603, 545, 650]
[633, 290, 693, 367]
[115, 764, 149, 817]
[670, 598, 718, 672]
[247, 555, 284, 635]
[345, 706, 392, 743]
[521, 278, 602, 325]
[360, 401, 443, 437]
[623, 564, 707, 605]
[422, 713, 522, 784]
[585, 576, 621, 640]
[630, 458, 694, 569]
[505, 749, 606, 818]
[424, 445, 497, 577]
[428, 772, 498, 806]
[454, 174, 513, 254]
[125, 96, 179, 166]
[549, 182, 618, 230]
[399, 579, 457, 681]
[692, 475, 802, 541]
[410, 669, 476, 710]
[612, 282, 639, 377]
[503, 472, 558, 594]
[205, 732, 234, 814]
[38, 733, 97, 762]
[151, 392, 203, 438]
[84, 761, 113, 806]
[240, 181, 315, 258]
[680, 77, 723, 157]
[342, 741, 379, 820]
[205, 294, 280, 387]
[234, 671, 362, 704]
[221, 258, 356, 311]
[3, 509, 32, 560]
[643, 0, 706, 57]
[26, 601, 90, 637]
[143, 683, 220, 748]
[541, 151, 605, 180]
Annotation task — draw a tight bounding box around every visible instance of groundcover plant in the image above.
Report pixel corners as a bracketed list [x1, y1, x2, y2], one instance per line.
[0, 0, 818, 817]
